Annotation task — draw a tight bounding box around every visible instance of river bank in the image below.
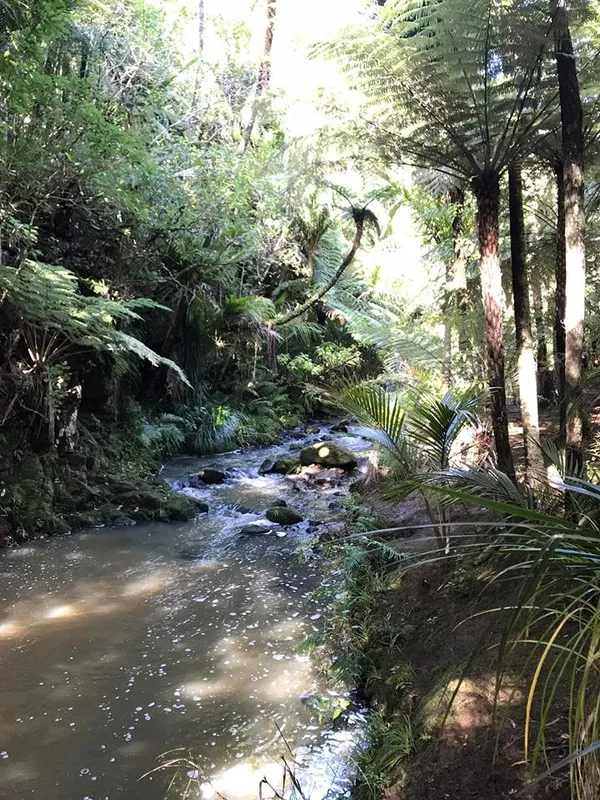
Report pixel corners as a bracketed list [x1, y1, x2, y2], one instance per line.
[324, 495, 573, 800]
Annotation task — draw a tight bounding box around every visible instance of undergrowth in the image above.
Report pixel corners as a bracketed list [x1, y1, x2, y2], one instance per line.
[301, 497, 419, 797]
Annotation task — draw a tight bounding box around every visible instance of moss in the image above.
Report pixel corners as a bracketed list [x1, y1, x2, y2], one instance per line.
[266, 506, 304, 525]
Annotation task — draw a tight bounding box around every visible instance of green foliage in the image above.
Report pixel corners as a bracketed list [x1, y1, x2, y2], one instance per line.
[354, 706, 414, 799]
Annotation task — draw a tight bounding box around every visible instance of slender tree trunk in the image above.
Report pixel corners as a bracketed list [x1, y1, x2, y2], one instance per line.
[473, 170, 515, 480]
[443, 260, 453, 386]
[554, 160, 567, 443]
[198, 0, 205, 53]
[554, 0, 586, 462]
[275, 211, 366, 326]
[266, 208, 367, 374]
[243, 0, 277, 150]
[191, 0, 206, 113]
[449, 185, 469, 354]
[508, 164, 544, 486]
[530, 266, 553, 401]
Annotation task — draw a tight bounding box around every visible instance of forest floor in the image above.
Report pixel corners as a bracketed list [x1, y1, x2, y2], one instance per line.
[351, 409, 574, 800]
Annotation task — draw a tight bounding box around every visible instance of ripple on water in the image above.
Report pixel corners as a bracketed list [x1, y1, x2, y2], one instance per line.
[0, 430, 370, 800]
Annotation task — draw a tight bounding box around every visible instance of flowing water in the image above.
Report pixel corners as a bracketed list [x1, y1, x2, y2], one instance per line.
[0, 427, 370, 800]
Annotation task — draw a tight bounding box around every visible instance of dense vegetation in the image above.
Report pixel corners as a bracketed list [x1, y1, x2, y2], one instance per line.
[4, 0, 600, 797]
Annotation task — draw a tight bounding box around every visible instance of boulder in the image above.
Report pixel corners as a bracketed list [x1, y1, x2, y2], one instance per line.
[196, 468, 226, 485]
[179, 548, 205, 561]
[63, 511, 104, 529]
[266, 506, 303, 525]
[299, 442, 357, 471]
[289, 431, 306, 440]
[305, 425, 321, 435]
[49, 516, 71, 536]
[232, 504, 253, 514]
[9, 452, 55, 533]
[330, 424, 349, 433]
[259, 458, 276, 475]
[271, 499, 287, 507]
[271, 455, 301, 474]
[162, 495, 198, 521]
[240, 522, 276, 536]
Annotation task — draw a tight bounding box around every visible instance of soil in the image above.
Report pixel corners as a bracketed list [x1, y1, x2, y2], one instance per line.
[356, 405, 573, 800]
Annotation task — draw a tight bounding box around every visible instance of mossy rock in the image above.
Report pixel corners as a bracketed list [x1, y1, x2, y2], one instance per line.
[161, 494, 199, 521]
[299, 442, 357, 470]
[49, 516, 72, 536]
[9, 453, 55, 533]
[266, 506, 303, 525]
[259, 458, 276, 475]
[64, 511, 104, 530]
[55, 476, 104, 512]
[271, 455, 301, 474]
[196, 468, 226, 485]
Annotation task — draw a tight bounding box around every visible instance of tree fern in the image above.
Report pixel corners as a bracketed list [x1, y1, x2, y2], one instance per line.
[0, 259, 189, 385]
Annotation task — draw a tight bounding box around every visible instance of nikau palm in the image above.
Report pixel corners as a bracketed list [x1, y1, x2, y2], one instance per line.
[327, 0, 559, 478]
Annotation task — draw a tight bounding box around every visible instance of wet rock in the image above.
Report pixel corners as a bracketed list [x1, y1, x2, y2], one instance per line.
[272, 499, 287, 507]
[299, 442, 357, 471]
[328, 501, 344, 512]
[49, 516, 71, 536]
[9, 452, 55, 533]
[64, 511, 104, 529]
[179, 548, 205, 561]
[313, 468, 345, 486]
[112, 516, 137, 527]
[271, 455, 301, 474]
[288, 443, 302, 452]
[196, 468, 226, 485]
[108, 478, 139, 495]
[96, 503, 127, 523]
[266, 506, 303, 525]
[191, 500, 209, 514]
[239, 522, 276, 536]
[330, 424, 349, 433]
[162, 495, 198, 521]
[289, 431, 306, 440]
[305, 425, 321, 435]
[232, 504, 253, 514]
[259, 458, 276, 475]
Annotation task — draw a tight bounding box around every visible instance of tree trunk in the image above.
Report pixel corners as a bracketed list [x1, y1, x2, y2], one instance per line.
[275, 211, 366, 326]
[554, 159, 567, 442]
[443, 260, 453, 386]
[508, 164, 544, 486]
[449, 185, 470, 354]
[473, 170, 515, 480]
[198, 0, 205, 53]
[530, 265, 553, 401]
[243, 0, 277, 150]
[554, 0, 586, 462]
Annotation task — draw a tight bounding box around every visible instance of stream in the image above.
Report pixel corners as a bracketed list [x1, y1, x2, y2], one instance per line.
[0, 426, 370, 800]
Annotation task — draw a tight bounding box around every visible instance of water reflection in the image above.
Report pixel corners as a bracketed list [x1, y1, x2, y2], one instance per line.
[0, 429, 369, 800]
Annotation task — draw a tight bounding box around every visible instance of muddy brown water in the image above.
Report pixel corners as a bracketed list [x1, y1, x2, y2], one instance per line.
[0, 430, 369, 800]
